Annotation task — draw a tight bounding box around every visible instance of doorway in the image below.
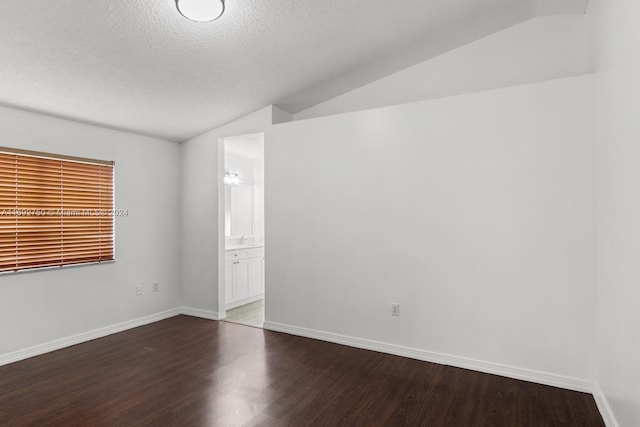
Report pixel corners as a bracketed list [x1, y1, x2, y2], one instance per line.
[219, 133, 265, 328]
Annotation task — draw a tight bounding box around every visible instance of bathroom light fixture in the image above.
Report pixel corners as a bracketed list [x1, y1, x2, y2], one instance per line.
[176, 0, 225, 22]
[224, 170, 240, 185]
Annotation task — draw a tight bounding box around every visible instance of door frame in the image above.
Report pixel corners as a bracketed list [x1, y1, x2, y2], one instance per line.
[217, 132, 266, 320]
[217, 136, 227, 319]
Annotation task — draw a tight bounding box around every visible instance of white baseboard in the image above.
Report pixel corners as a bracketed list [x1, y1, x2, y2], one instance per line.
[0, 308, 182, 367]
[263, 321, 594, 393]
[181, 307, 220, 321]
[593, 383, 620, 427]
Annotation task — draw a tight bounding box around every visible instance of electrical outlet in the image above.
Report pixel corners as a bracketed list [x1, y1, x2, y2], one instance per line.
[391, 303, 400, 316]
[153, 282, 159, 292]
[136, 285, 143, 296]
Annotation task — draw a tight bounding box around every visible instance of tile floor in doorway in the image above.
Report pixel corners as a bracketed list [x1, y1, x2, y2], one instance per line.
[225, 299, 264, 328]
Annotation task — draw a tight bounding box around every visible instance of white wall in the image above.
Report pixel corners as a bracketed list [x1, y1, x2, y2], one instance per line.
[588, 0, 640, 425]
[180, 107, 273, 315]
[0, 105, 181, 356]
[266, 75, 596, 382]
[294, 15, 589, 120]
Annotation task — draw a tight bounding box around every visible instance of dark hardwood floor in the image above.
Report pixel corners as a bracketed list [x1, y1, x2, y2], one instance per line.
[0, 316, 604, 426]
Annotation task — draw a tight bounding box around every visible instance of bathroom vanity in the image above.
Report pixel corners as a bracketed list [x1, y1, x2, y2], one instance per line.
[225, 244, 264, 309]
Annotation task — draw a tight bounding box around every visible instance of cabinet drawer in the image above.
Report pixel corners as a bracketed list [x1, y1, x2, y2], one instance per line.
[250, 247, 265, 258]
[225, 250, 251, 261]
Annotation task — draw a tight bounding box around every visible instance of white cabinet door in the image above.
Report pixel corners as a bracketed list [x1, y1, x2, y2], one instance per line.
[249, 257, 264, 296]
[225, 248, 265, 308]
[233, 259, 250, 301]
[225, 261, 234, 303]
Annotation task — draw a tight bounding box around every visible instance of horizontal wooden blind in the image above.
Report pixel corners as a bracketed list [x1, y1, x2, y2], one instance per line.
[0, 147, 114, 273]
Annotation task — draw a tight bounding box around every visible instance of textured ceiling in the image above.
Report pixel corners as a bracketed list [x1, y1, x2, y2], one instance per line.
[0, 0, 588, 142]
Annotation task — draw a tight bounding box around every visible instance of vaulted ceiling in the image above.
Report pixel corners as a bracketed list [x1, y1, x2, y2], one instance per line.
[0, 0, 588, 142]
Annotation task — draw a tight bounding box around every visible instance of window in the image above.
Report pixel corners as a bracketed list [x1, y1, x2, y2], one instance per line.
[0, 147, 114, 273]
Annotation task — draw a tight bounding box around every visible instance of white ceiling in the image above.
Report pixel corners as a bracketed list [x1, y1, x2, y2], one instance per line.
[0, 0, 588, 142]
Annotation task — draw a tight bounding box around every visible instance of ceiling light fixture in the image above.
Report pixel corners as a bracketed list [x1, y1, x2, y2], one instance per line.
[176, 0, 225, 22]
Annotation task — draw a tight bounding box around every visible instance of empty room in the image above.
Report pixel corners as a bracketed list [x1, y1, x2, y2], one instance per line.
[0, 0, 638, 425]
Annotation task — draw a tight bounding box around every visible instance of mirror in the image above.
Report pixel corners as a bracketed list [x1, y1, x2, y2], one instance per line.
[225, 182, 254, 236]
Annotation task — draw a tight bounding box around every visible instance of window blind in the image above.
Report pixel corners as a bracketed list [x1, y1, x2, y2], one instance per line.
[0, 147, 114, 273]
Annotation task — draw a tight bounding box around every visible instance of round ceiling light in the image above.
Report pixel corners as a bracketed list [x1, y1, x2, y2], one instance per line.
[176, 0, 225, 22]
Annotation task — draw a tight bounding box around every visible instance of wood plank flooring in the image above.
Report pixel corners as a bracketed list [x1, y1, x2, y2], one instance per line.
[0, 316, 604, 426]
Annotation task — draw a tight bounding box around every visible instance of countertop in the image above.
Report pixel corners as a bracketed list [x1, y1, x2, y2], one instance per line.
[225, 243, 265, 251]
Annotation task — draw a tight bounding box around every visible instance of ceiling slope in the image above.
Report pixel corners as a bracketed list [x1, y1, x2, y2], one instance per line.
[0, 0, 588, 142]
